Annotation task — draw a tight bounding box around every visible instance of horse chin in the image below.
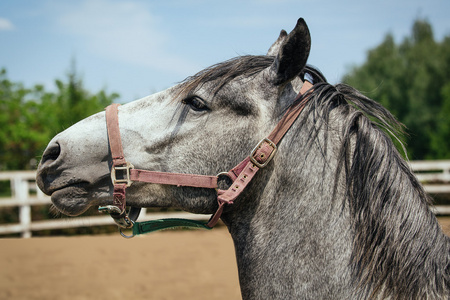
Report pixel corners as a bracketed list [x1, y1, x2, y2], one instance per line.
[50, 186, 98, 216]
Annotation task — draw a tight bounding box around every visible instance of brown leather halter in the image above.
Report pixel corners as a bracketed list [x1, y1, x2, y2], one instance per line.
[99, 80, 313, 234]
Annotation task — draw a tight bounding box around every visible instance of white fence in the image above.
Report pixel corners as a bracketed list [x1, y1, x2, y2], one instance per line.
[1, 160, 450, 238]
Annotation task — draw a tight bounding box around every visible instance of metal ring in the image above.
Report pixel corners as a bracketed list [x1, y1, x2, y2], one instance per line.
[216, 172, 233, 191]
[119, 227, 135, 239]
[216, 172, 232, 180]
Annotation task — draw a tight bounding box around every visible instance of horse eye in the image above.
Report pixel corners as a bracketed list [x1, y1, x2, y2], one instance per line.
[182, 96, 209, 112]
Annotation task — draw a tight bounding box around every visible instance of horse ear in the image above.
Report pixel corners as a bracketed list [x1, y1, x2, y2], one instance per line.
[270, 18, 311, 86]
[267, 30, 288, 56]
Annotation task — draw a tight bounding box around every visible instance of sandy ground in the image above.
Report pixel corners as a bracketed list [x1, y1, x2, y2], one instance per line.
[1, 218, 449, 300]
[0, 227, 241, 300]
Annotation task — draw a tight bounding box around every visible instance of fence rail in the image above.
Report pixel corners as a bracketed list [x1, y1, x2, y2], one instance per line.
[1, 160, 450, 238]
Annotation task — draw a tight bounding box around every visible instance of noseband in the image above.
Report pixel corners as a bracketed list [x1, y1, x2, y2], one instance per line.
[99, 80, 313, 237]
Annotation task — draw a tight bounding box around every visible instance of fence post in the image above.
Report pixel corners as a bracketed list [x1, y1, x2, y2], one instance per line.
[443, 164, 450, 182]
[14, 177, 32, 238]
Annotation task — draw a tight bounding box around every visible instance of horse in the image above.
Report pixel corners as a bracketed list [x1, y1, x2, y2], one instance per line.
[36, 18, 449, 299]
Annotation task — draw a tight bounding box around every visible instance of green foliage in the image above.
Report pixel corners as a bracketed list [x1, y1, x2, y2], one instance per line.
[0, 66, 119, 170]
[343, 19, 450, 159]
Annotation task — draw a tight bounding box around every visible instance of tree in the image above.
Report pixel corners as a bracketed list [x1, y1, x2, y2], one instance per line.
[0, 67, 119, 170]
[343, 19, 450, 160]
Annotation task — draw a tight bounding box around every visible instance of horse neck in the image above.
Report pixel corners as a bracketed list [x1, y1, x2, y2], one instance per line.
[222, 112, 357, 299]
[222, 104, 450, 299]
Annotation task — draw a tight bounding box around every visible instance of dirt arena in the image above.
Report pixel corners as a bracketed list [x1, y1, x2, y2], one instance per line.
[1, 218, 450, 300]
[0, 227, 241, 300]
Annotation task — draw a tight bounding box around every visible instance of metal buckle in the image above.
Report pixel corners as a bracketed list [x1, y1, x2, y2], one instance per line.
[98, 205, 135, 232]
[113, 214, 134, 229]
[111, 162, 134, 187]
[250, 138, 277, 168]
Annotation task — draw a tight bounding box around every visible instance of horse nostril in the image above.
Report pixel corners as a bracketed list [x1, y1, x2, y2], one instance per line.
[41, 142, 61, 165]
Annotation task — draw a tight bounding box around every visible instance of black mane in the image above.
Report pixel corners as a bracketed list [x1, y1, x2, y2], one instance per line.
[303, 82, 450, 298]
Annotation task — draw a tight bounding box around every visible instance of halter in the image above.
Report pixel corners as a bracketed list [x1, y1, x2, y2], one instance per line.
[99, 80, 313, 238]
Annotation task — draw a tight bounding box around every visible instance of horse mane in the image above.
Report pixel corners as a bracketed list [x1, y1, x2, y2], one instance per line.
[180, 55, 449, 297]
[178, 55, 274, 99]
[302, 82, 450, 298]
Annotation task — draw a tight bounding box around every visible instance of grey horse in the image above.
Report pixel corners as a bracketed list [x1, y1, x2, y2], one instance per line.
[36, 18, 449, 299]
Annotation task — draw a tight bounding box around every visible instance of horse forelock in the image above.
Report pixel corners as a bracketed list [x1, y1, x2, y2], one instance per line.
[176, 55, 274, 101]
[300, 82, 450, 298]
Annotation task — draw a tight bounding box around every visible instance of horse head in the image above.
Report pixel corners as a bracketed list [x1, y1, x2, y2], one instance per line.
[36, 18, 311, 218]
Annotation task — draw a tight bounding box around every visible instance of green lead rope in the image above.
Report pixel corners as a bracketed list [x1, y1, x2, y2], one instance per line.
[132, 218, 212, 236]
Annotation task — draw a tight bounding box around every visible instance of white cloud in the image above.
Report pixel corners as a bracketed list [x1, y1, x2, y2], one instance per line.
[52, 0, 199, 75]
[0, 17, 14, 31]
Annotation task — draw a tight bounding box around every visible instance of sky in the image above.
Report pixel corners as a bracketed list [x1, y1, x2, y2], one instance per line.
[1, 0, 449, 103]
